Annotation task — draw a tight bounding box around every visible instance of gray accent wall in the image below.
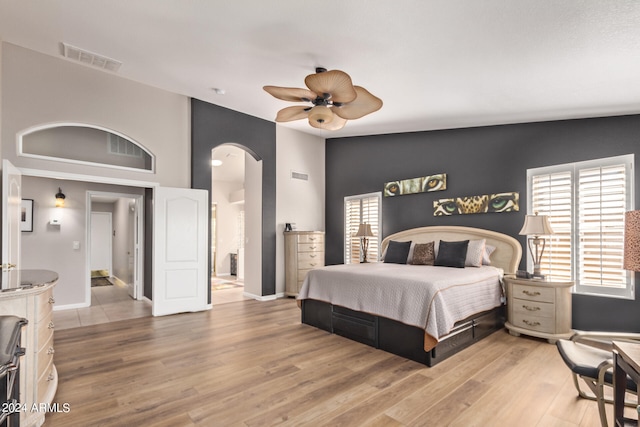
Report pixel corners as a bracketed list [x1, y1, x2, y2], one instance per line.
[326, 114, 640, 332]
[191, 99, 277, 297]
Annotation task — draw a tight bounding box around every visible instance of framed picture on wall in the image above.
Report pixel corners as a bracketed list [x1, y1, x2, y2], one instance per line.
[21, 199, 33, 232]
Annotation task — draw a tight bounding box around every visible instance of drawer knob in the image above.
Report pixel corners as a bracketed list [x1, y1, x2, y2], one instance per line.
[522, 305, 540, 312]
[310, 246, 317, 250]
[48, 347, 55, 355]
[522, 290, 540, 297]
[48, 321, 55, 329]
[310, 263, 317, 267]
[522, 320, 541, 327]
[309, 237, 316, 241]
[309, 254, 316, 258]
[48, 296, 56, 304]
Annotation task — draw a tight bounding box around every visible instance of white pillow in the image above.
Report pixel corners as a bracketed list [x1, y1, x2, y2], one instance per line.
[465, 239, 486, 267]
[482, 244, 496, 265]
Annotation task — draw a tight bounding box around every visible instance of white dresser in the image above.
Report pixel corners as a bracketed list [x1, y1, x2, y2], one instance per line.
[504, 276, 573, 344]
[0, 270, 58, 427]
[284, 231, 324, 296]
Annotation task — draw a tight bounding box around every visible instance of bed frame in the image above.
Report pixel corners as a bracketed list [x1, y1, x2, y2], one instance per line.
[300, 226, 522, 366]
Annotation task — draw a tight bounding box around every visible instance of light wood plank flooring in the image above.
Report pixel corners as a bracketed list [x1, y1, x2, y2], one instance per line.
[46, 298, 631, 426]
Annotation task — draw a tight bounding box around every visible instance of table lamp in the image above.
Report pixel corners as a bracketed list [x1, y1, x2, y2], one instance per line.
[519, 212, 554, 278]
[354, 223, 375, 263]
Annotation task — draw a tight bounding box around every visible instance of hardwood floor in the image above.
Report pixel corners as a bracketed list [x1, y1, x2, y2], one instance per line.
[46, 298, 627, 426]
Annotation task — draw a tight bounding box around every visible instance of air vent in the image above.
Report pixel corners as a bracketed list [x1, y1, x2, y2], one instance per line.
[291, 171, 309, 181]
[62, 43, 122, 72]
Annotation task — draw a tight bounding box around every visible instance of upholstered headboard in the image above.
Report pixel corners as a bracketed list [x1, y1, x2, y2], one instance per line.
[380, 226, 522, 274]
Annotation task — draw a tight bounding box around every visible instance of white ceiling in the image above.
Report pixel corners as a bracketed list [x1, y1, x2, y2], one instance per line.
[1, 1, 639, 138]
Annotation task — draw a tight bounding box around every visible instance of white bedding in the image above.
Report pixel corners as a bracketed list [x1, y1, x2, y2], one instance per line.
[297, 263, 504, 345]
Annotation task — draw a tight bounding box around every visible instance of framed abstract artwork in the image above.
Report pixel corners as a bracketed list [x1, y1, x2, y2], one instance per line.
[384, 173, 447, 197]
[434, 192, 519, 216]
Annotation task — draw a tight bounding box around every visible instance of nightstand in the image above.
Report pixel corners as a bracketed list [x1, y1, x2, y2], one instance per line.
[504, 276, 573, 343]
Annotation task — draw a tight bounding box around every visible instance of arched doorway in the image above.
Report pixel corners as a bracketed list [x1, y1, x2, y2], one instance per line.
[210, 144, 262, 302]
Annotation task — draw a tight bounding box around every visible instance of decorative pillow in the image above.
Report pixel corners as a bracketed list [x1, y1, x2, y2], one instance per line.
[384, 240, 412, 264]
[482, 244, 496, 265]
[434, 240, 469, 268]
[405, 242, 417, 264]
[465, 239, 486, 267]
[410, 242, 435, 265]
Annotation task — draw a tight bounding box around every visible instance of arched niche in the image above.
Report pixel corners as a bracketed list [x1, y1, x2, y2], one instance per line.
[18, 123, 155, 172]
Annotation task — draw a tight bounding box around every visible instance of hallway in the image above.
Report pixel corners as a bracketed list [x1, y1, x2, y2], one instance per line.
[54, 277, 249, 330]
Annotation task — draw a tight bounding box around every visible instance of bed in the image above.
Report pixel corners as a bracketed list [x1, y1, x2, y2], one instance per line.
[297, 226, 522, 366]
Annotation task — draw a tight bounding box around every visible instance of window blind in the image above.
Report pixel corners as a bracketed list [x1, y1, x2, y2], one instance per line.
[345, 193, 381, 264]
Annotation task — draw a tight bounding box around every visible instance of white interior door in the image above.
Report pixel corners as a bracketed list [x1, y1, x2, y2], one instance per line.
[1, 159, 22, 288]
[153, 186, 208, 316]
[90, 212, 112, 275]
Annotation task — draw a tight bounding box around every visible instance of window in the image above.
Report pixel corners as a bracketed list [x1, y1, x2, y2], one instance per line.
[345, 192, 381, 264]
[527, 155, 634, 299]
[19, 123, 154, 172]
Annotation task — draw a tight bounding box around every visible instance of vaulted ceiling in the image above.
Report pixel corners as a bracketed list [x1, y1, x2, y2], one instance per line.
[1, 1, 639, 138]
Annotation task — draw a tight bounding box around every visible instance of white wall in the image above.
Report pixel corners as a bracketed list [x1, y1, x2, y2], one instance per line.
[244, 153, 262, 297]
[275, 126, 325, 294]
[21, 176, 143, 308]
[112, 198, 135, 285]
[0, 42, 190, 187]
[210, 181, 243, 275]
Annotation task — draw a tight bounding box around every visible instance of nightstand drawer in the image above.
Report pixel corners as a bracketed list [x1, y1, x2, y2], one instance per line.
[511, 313, 555, 334]
[512, 298, 554, 318]
[512, 283, 555, 303]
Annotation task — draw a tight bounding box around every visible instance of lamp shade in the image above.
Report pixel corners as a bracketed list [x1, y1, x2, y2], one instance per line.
[519, 213, 554, 236]
[623, 210, 640, 272]
[354, 223, 374, 237]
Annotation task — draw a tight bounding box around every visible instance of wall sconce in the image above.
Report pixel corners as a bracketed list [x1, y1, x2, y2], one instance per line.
[55, 188, 66, 208]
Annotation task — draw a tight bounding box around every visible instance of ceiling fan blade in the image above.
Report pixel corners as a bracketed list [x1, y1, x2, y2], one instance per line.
[332, 86, 383, 120]
[304, 70, 357, 103]
[309, 111, 347, 130]
[263, 86, 317, 102]
[275, 106, 309, 122]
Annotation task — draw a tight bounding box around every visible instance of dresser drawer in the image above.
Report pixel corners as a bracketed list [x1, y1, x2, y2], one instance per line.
[298, 234, 324, 244]
[298, 257, 323, 270]
[37, 334, 55, 380]
[512, 284, 555, 303]
[36, 288, 55, 321]
[512, 298, 554, 319]
[511, 313, 555, 334]
[37, 364, 56, 406]
[298, 242, 324, 253]
[36, 310, 55, 351]
[298, 251, 323, 263]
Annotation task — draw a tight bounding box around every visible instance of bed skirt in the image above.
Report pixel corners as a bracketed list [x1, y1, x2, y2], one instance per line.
[300, 299, 505, 367]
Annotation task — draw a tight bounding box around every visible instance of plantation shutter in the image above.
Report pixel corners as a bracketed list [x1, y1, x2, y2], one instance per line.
[345, 193, 381, 264]
[528, 154, 633, 299]
[577, 164, 627, 290]
[530, 171, 573, 281]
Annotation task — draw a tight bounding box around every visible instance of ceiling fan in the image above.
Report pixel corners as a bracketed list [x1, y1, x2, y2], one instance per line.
[263, 67, 383, 131]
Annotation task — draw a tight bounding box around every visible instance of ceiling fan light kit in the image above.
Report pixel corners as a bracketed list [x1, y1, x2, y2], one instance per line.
[264, 67, 382, 130]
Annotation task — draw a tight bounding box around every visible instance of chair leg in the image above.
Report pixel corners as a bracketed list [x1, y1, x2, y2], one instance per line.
[597, 363, 611, 427]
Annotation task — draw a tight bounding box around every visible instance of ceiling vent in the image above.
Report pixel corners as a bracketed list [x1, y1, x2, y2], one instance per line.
[291, 171, 309, 181]
[62, 43, 122, 72]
